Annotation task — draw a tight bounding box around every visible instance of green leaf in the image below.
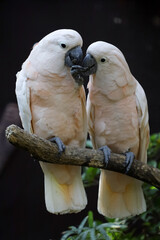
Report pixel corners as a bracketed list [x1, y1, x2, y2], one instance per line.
[86, 140, 93, 148]
[98, 222, 126, 229]
[88, 211, 94, 228]
[76, 230, 91, 240]
[148, 160, 157, 168]
[61, 230, 75, 240]
[78, 216, 88, 233]
[90, 228, 96, 240]
[69, 226, 78, 233]
[82, 167, 100, 187]
[97, 226, 110, 240]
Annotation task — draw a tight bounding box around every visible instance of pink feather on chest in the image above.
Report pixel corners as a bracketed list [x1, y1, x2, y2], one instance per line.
[93, 94, 139, 154]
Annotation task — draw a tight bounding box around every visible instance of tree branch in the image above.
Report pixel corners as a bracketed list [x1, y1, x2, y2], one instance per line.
[5, 124, 160, 189]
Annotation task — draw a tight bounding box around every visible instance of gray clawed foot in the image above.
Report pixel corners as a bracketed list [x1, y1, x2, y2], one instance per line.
[99, 145, 111, 168]
[49, 137, 66, 154]
[124, 151, 135, 174]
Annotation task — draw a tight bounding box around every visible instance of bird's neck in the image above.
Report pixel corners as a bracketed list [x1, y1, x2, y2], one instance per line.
[88, 75, 136, 102]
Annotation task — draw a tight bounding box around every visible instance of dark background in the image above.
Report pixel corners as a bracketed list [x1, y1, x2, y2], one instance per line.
[0, 0, 160, 239]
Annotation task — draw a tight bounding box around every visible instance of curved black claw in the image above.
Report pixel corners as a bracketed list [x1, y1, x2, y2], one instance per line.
[124, 151, 135, 174]
[99, 146, 111, 168]
[49, 137, 66, 155]
[71, 65, 86, 86]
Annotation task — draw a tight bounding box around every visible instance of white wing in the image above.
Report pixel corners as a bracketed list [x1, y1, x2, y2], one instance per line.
[86, 92, 97, 148]
[135, 80, 150, 163]
[15, 69, 33, 133]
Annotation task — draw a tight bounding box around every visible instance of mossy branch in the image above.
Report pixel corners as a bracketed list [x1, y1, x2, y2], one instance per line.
[5, 124, 160, 189]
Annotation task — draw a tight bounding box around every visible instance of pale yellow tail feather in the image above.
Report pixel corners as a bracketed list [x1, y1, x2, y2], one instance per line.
[98, 170, 146, 218]
[40, 163, 87, 214]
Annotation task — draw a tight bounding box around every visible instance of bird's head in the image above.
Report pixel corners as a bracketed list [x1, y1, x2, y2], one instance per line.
[29, 29, 84, 83]
[79, 41, 136, 100]
[81, 41, 127, 77]
[72, 41, 133, 89]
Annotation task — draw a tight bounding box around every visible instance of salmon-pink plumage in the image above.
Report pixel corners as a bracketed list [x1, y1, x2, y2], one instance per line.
[16, 29, 87, 214]
[86, 41, 149, 218]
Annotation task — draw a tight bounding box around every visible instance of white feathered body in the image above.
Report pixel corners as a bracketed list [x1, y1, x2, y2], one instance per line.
[16, 29, 87, 214]
[86, 41, 149, 218]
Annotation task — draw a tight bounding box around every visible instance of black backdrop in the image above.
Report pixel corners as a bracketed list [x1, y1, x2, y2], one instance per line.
[1, 0, 160, 239]
[1, 0, 160, 133]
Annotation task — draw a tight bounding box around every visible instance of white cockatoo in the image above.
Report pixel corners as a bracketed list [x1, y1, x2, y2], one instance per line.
[15, 29, 87, 214]
[80, 41, 150, 218]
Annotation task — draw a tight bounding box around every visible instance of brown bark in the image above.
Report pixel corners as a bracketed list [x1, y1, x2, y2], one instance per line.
[5, 124, 160, 189]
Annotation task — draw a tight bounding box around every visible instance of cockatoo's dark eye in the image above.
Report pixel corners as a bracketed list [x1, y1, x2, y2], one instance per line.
[61, 43, 67, 48]
[101, 58, 106, 63]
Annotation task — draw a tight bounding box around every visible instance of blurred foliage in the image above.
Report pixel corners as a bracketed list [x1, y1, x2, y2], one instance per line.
[82, 140, 100, 187]
[147, 132, 160, 165]
[61, 211, 127, 240]
[82, 167, 100, 187]
[61, 133, 160, 240]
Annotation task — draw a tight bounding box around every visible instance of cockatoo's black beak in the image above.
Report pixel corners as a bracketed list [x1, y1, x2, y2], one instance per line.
[82, 53, 97, 75]
[65, 46, 83, 67]
[70, 53, 97, 85]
